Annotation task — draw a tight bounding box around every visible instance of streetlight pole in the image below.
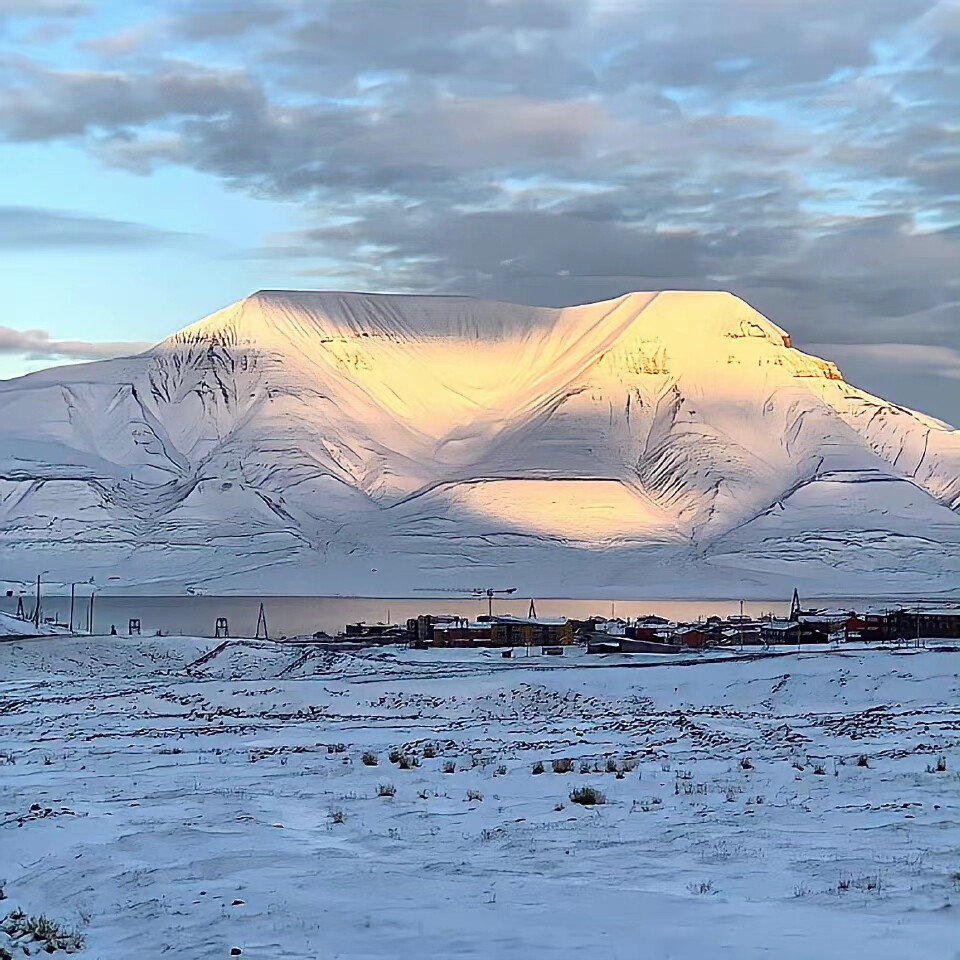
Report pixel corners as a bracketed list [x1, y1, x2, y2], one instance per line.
[32, 570, 53, 630]
[33, 573, 41, 629]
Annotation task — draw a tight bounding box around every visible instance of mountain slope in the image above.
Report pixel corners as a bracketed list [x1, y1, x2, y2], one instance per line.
[0, 289, 957, 597]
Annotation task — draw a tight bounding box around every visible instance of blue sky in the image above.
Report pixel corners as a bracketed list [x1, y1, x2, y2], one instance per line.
[0, 0, 957, 422]
[1, 141, 304, 344]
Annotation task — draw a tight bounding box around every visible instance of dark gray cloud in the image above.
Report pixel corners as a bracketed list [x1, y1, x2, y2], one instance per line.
[0, 0, 956, 421]
[736, 217, 959, 336]
[0, 205, 185, 247]
[600, 0, 936, 92]
[0, 325, 151, 359]
[0, 0, 89, 18]
[802, 341, 960, 426]
[274, 0, 589, 98]
[269, 207, 958, 336]
[170, 0, 286, 40]
[0, 60, 266, 141]
[0, 0, 89, 39]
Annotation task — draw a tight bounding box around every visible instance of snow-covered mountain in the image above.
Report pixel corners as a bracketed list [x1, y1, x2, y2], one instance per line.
[1, 289, 958, 597]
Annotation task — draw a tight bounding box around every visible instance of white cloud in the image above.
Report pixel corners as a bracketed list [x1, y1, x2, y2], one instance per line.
[0, 325, 152, 360]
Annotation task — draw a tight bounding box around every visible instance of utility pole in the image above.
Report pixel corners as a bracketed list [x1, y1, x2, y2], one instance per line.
[69, 582, 76, 632]
[739, 599, 744, 652]
[33, 573, 41, 629]
[255, 602, 269, 641]
[790, 588, 801, 621]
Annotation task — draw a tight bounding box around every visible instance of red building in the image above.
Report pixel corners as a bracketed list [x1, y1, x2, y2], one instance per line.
[676, 628, 711, 649]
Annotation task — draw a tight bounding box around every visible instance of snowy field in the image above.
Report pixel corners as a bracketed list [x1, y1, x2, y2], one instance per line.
[1, 636, 958, 960]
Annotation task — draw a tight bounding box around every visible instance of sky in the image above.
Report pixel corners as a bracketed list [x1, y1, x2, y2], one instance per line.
[0, 0, 957, 424]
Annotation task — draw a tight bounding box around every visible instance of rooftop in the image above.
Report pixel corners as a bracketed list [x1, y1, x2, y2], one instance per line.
[489, 615, 570, 626]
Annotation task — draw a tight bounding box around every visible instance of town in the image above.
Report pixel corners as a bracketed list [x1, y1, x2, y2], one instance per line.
[337, 591, 960, 653]
[5, 580, 959, 656]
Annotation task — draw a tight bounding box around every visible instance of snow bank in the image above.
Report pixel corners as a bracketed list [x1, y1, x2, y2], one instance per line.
[0, 610, 72, 639]
[1, 637, 957, 959]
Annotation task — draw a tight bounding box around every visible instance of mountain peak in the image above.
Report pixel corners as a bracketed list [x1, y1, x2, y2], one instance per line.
[2, 287, 956, 596]
[174, 287, 788, 349]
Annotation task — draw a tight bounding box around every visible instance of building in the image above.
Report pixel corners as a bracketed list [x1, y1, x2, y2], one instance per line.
[623, 625, 662, 642]
[862, 613, 889, 642]
[407, 615, 496, 647]
[586, 635, 682, 654]
[407, 614, 471, 645]
[433, 622, 496, 647]
[759, 591, 852, 644]
[796, 609, 865, 641]
[835, 614, 868, 641]
[344, 622, 406, 642]
[884, 608, 960, 641]
[676, 628, 711, 649]
[592, 617, 628, 636]
[406, 613, 574, 648]
[760, 619, 829, 644]
[489, 615, 574, 647]
[718, 623, 763, 645]
[636, 615, 671, 627]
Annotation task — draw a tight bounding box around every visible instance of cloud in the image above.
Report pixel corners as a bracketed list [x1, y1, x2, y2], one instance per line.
[0, 0, 89, 38]
[171, 0, 286, 40]
[598, 0, 935, 92]
[733, 220, 959, 348]
[81, 2, 287, 56]
[273, 0, 586, 96]
[807, 342, 960, 380]
[0, 61, 266, 141]
[0, 0, 956, 419]
[81, 24, 159, 57]
[0, 206, 186, 248]
[0, 0, 90, 18]
[803, 340, 960, 426]
[0, 325, 152, 360]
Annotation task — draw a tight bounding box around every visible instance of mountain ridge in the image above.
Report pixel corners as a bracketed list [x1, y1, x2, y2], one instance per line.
[0, 289, 957, 597]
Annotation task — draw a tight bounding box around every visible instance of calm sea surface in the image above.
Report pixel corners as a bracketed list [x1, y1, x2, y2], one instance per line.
[0, 593, 912, 639]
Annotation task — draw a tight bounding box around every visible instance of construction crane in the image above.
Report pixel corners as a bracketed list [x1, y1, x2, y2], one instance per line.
[413, 586, 517, 617]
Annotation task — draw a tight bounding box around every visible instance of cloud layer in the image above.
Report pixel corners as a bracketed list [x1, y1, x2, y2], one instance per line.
[0, 205, 183, 247]
[0, 324, 150, 360]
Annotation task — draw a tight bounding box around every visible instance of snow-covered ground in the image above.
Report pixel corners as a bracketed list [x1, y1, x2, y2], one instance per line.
[0, 610, 72, 639]
[1, 637, 958, 959]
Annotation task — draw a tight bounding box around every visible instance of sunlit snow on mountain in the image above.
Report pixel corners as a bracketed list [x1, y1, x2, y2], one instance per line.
[1, 289, 957, 597]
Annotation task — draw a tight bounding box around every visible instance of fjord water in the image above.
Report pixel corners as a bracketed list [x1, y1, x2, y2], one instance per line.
[2, 594, 859, 638]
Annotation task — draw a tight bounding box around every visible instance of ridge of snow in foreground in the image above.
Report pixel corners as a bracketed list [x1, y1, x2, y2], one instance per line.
[0, 636, 957, 959]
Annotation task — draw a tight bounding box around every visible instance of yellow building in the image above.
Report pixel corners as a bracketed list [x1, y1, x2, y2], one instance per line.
[489, 616, 574, 647]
